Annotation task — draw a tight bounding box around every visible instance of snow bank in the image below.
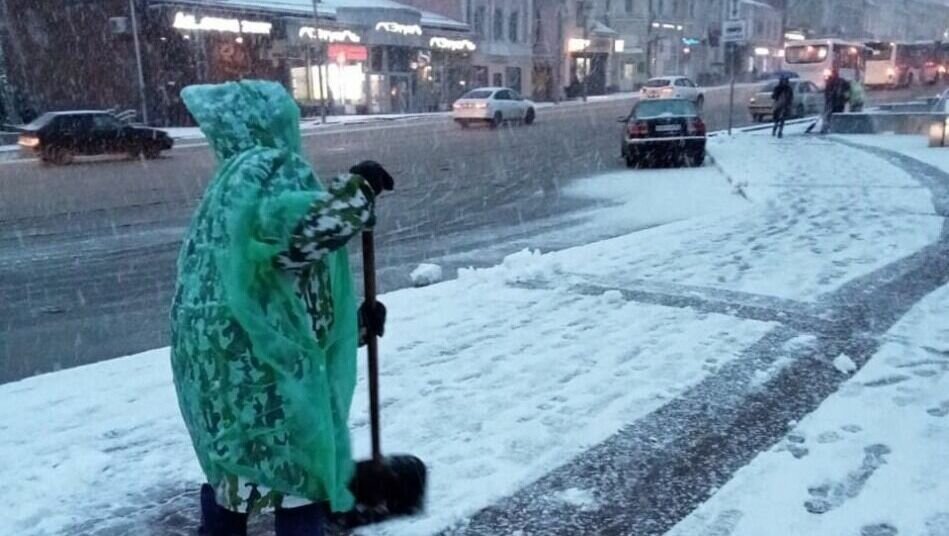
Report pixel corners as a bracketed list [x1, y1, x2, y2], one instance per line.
[409, 263, 443, 287]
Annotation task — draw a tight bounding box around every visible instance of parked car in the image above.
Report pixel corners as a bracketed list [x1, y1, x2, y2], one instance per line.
[640, 76, 704, 110]
[619, 98, 706, 168]
[17, 111, 174, 165]
[452, 87, 536, 128]
[748, 79, 823, 122]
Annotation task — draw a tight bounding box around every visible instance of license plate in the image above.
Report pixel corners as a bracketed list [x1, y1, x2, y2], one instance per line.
[655, 124, 681, 132]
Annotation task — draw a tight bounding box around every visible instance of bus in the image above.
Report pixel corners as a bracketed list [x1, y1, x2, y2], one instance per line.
[783, 39, 868, 90]
[865, 41, 940, 87]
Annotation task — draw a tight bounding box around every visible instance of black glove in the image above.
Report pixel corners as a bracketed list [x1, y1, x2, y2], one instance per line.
[359, 300, 387, 339]
[350, 160, 394, 196]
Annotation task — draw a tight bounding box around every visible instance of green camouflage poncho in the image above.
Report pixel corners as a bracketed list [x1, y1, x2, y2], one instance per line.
[170, 80, 372, 514]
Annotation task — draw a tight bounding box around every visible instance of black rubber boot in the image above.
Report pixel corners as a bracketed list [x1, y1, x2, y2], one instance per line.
[199, 484, 248, 536]
[275, 502, 327, 536]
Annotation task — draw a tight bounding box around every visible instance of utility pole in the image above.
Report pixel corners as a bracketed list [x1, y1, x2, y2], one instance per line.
[311, 0, 327, 123]
[129, 0, 148, 124]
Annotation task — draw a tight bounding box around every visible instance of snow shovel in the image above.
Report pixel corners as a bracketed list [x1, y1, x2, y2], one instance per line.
[329, 231, 428, 530]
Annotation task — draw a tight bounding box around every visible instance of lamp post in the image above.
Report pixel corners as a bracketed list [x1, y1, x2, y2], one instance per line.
[129, 0, 148, 124]
[311, 0, 327, 123]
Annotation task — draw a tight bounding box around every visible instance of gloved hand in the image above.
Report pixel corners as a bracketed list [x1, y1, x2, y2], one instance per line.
[350, 161, 394, 196]
[359, 300, 387, 339]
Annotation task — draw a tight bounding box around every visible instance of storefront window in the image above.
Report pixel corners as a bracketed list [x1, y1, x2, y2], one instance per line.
[370, 48, 384, 72]
[492, 72, 503, 86]
[388, 47, 412, 72]
[473, 65, 489, 87]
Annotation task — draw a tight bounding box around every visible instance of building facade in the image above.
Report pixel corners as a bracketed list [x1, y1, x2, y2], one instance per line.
[1, 0, 473, 125]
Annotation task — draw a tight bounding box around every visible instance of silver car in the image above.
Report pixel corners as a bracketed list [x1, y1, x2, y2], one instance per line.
[748, 79, 822, 122]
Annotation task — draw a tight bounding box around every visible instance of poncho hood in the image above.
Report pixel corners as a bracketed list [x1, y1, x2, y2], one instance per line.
[181, 80, 303, 162]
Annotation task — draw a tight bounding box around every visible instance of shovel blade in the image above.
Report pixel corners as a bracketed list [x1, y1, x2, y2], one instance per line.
[330, 455, 428, 529]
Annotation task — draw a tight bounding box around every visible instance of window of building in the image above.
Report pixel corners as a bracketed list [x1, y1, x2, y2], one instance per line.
[673, 0, 680, 16]
[506, 66, 522, 92]
[689, 0, 695, 17]
[473, 65, 489, 86]
[494, 8, 504, 40]
[466, 0, 473, 23]
[626, 0, 633, 13]
[658, 0, 664, 16]
[474, 6, 486, 37]
[492, 72, 503, 86]
[534, 7, 543, 43]
[509, 11, 519, 42]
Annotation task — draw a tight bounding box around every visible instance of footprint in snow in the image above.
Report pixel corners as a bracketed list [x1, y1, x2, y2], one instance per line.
[926, 401, 949, 418]
[816, 431, 842, 444]
[861, 523, 899, 536]
[804, 444, 891, 515]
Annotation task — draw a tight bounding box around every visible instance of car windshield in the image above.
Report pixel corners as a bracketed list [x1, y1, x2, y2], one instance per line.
[633, 100, 697, 118]
[461, 89, 494, 99]
[3, 6, 946, 536]
[785, 44, 829, 63]
[866, 42, 894, 61]
[644, 79, 672, 87]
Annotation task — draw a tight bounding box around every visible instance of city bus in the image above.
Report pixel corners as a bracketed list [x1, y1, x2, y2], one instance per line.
[783, 39, 868, 90]
[865, 41, 940, 87]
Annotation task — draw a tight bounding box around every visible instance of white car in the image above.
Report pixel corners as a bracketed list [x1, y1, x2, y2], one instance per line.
[452, 87, 536, 128]
[640, 76, 704, 110]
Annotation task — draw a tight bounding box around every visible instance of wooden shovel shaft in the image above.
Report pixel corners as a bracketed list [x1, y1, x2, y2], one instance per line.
[361, 231, 383, 464]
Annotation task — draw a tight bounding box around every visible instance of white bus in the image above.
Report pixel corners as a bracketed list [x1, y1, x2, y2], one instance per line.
[865, 41, 939, 87]
[783, 39, 868, 90]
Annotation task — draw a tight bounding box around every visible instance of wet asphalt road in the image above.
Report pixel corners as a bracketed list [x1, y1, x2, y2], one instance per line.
[1, 85, 777, 384]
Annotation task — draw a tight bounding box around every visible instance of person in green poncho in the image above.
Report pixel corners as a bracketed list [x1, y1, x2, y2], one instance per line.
[169, 80, 393, 536]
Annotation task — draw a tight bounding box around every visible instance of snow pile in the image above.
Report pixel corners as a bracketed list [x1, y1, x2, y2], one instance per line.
[457, 248, 564, 286]
[667, 283, 949, 536]
[833, 353, 857, 374]
[409, 263, 443, 287]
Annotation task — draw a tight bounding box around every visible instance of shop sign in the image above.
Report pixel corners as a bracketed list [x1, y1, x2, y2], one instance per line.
[429, 37, 476, 52]
[173, 12, 272, 35]
[299, 26, 362, 43]
[568, 38, 590, 52]
[375, 22, 422, 36]
[328, 43, 368, 63]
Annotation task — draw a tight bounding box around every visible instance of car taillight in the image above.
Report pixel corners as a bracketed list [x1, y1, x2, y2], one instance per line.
[688, 118, 706, 136]
[627, 121, 649, 137]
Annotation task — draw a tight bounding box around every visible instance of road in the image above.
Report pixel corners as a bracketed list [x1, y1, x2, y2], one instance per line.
[0, 84, 936, 383]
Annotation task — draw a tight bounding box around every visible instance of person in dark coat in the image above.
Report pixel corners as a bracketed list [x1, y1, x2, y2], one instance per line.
[821, 69, 851, 133]
[771, 76, 794, 138]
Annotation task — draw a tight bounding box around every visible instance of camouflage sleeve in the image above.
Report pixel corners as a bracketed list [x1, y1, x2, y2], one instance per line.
[276, 173, 375, 271]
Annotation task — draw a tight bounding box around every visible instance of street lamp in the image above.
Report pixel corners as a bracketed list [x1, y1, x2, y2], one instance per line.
[129, 0, 148, 124]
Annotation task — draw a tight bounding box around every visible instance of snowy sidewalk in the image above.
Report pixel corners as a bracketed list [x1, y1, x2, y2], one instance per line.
[3, 127, 947, 536]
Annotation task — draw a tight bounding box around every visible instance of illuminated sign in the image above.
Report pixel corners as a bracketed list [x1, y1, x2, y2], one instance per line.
[429, 36, 476, 51]
[328, 44, 369, 63]
[614, 39, 625, 53]
[375, 22, 423, 36]
[173, 12, 272, 34]
[299, 26, 362, 43]
[754, 47, 770, 56]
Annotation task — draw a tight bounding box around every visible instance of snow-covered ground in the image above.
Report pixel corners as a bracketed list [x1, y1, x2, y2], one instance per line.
[2, 126, 945, 536]
[667, 281, 949, 536]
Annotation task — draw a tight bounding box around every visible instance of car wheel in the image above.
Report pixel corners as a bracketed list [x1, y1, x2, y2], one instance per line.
[696, 95, 704, 112]
[524, 108, 535, 125]
[689, 151, 706, 167]
[45, 146, 73, 165]
[490, 112, 503, 129]
[143, 144, 161, 159]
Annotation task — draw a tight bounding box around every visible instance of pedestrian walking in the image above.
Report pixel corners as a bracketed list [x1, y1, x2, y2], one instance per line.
[771, 76, 794, 138]
[170, 80, 395, 536]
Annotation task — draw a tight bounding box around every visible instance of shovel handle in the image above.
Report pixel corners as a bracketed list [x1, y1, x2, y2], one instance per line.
[361, 231, 383, 464]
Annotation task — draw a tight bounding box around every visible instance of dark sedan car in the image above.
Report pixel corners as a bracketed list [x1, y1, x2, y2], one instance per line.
[620, 99, 706, 168]
[17, 111, 174, 165]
